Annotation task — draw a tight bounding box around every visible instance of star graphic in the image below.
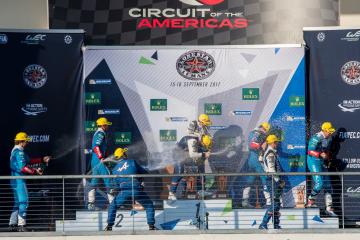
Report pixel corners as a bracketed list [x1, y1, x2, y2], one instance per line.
[184, 57, 206, 73]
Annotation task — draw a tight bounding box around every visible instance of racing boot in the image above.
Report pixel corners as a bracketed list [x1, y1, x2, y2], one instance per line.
[104, 225, 113, 231]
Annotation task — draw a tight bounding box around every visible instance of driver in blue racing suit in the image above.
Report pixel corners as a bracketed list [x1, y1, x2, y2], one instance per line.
[307, 122, 337, 217]
[105, 148, 156, 231]
[242, 122, 271, 208]
[88, 117, 114, 210]
[9, 132, 51, 232]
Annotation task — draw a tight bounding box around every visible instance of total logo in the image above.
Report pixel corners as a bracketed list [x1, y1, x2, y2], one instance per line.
[21, 103, 47, 116]
[179, 0, 224, 6]
[21, 34, 46, 45]
[341, 30, 360, 42]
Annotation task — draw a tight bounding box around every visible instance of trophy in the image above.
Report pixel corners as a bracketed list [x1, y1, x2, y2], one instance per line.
[185, 164, 198, 199]
[295, 185, 305, 208]
[255, 185, 261, 208]
[216, 175, 228, 198]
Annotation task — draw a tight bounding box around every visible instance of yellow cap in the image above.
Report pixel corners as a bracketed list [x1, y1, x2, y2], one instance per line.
[260, 122, 271, 132]
[198, 114, 212, 126]
[321, 122, 335, 134]
[266, 134, 280, 144]
[114, 147, 128, 159]
[96, 117, 112, 126]
[201, 135, 212, 150]
[14, 132, 31, 142]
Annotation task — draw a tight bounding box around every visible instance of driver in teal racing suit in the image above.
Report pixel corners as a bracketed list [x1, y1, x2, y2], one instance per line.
[307, 122, 337, 217]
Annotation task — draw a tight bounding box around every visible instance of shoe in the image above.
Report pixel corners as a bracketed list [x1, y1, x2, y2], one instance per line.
[325, 208, 338, 217]
[274, 225, 282, 229]
[149, 224, 158, 230]
[8, 224, 17, 232]
[242, 200, 254, 208]
[87, 203, 100, 211]
[168, 192, 177, 202]
[306, 199, 317, 208]
[104, 225, 113, 231]
[17, 225, 29, 232]
[258, 224, 268, 230]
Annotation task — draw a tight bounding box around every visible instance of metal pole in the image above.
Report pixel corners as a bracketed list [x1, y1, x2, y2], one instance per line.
[62, 177, 65, 233]
[272, 174, 274, 230]
[341, 174, 345, 229]
[132, 176, 135, 234]
[201, 174, 205, 232]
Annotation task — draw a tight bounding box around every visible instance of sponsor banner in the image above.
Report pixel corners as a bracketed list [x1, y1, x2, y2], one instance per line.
[115, 132, 132, 145]
[0, 30, 84, 176]
[304, 27, 360, 224]
[150, 99, 167, 111]
[204, 103, 222, 115]
[84, 46, 306, 207]
[50, 0, 338, 45]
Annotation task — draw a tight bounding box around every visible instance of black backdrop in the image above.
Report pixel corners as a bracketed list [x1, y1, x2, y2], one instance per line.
[304, 28, 360, 226]
[0, 30, 84, 175]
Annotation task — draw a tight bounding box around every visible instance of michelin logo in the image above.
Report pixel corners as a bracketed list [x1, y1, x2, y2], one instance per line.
[286, 116, 306, 122]
[209, 126, 226, 130]
[287, 144, 305, 150]
[98, 109, 120, 115]
[165, 117, 188, 122]
[338, 100, 360, 113]
[29, 135, 50, 143]
[89, 79, 112, 85]
[232, 110, 251, 116]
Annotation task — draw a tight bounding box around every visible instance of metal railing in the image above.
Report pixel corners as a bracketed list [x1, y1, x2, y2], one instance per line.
[0, 172, 359, 233]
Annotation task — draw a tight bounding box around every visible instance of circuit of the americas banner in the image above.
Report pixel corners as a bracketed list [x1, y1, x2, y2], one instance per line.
[49, 0, 338, 45]
[0, 30, 84, 176]
[304, 27, 360, 226]
[84, 45, 306, 208]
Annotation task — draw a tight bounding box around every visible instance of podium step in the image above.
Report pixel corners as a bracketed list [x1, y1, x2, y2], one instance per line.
[56, 199, 339, 231]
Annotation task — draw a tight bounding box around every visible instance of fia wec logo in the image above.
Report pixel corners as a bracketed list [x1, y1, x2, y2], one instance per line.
[346, 30, 360, 38]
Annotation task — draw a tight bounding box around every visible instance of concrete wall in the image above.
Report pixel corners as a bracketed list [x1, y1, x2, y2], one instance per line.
[340, 0, 360, 26]
[0, 0, 48, 29]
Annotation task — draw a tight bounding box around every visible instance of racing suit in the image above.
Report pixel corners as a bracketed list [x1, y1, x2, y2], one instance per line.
[9, 145, 43, 226]
[107, 159, 155, 227]
[88, 128, 113, 205]
[242, 128, 271, 206]
[170, 120, 211, 196]
[307, 131, 333, 208]
[170, 136, 208, 195]
[259, 145, 283, 229]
